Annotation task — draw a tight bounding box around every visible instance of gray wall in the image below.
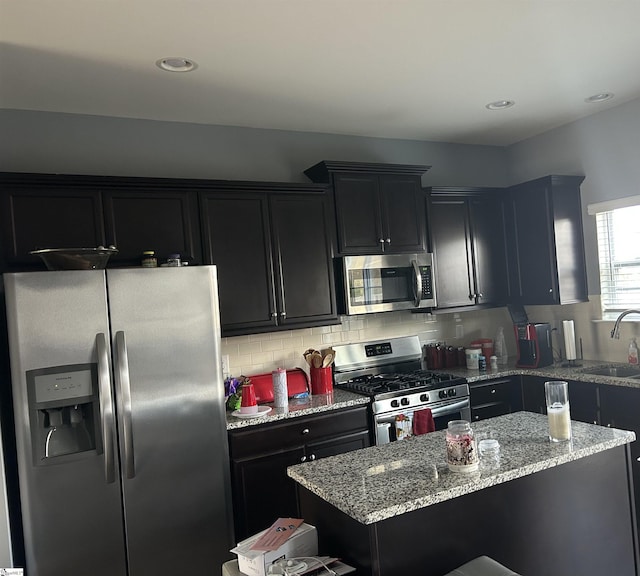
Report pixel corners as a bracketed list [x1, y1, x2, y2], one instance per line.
[0, 109, 509, 187]
[506, 97, 640, 295]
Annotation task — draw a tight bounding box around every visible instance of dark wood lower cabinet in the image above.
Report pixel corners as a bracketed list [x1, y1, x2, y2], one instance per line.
[469, 377, 521, 422]
[227, 406, 370, 542]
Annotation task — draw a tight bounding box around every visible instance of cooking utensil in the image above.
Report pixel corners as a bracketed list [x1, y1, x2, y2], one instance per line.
[322, 351, 335, 368]
[311, 352, 323, 368]
[303, 349, 316, 366]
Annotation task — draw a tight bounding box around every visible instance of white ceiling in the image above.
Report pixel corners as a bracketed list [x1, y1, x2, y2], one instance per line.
[2, 0, 640, 146]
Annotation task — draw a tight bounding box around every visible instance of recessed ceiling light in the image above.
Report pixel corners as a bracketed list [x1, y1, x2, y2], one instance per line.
[584, 92, 614, 103]
[156, 57, 198, 73]
[485, 100, 515, 111]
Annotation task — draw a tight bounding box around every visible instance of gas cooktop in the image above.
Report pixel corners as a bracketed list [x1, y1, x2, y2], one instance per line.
[336, 369, 466, 398]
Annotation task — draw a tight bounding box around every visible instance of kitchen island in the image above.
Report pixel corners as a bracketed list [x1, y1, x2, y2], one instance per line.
[288, 412, 639, 576]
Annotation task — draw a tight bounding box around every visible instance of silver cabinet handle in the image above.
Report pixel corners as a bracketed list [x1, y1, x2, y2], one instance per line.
[411, 259, 422, 307]
[491, 389, 496, 394]
[309, 454, 316, 461]
[469, 294, 475, 300]
[115, 331, 135, 479]
[280, 311, 286, 318]
[549, 288, 553, 293]
[301, 428, 310, 435]
[477, 293, 483, 299]
[96, 333, 116, 484]
[300, 455, 307, 463]
[385, 238, 391, 244]
[271, 312, 277, 318]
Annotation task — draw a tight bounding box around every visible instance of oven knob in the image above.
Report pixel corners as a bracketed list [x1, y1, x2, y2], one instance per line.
[448, 388, 457, 397]
[401, 397, 410, 406]
[420, 393, 428, 402]
[438, 390, 447, 399]
[391, 399, 400, 408]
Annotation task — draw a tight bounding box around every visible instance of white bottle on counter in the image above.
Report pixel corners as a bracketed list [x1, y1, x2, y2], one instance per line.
[494, 326, 508, 365]
[272, 368, 288, 407]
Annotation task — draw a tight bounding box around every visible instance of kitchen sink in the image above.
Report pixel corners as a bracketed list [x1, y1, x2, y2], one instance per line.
[579, 364, 640, 379]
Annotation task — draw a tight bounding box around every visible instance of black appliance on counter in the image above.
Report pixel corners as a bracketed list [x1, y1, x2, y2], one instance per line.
[332, 335, 469, 444]
[508, 304, 553, 368]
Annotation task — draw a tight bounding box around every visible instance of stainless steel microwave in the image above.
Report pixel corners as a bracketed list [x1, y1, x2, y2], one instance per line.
[339, 253, 436, 315]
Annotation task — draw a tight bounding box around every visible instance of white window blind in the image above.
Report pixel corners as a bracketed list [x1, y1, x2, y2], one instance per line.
[596, 204, 640, 319]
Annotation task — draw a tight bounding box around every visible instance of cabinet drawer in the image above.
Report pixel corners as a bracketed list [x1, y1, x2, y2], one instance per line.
[470, 380, 512, 407]
[471, 402, 511, 422]
[228, 406, 369, 459]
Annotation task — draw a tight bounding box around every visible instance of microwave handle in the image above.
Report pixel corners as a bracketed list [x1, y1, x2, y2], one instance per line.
[412, 260, 422, 307]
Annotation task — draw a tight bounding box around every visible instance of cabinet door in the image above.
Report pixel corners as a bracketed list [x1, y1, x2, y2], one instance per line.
[599, 385, 640, 539]
[270, 193, 338, 327]
[200, 193, 277, 335]
[468, 195, 509, 306]
[1, 180, 105, 269]
[103, 189, 201, 266]
[508, 182, 557, 304]
[521, 375, 547, 414]
[429, 198, 474, 308]
[522, 376, 599, 425]
[230, 447, 305, 541]
[306, 430, 371, 460]
[378, 174, 424, 253]
[333, 173, 383, 254]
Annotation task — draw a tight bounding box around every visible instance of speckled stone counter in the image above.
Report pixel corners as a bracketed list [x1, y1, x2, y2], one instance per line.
[288, 411, 635, 525]
[445, 358, 640, 389]
[225, 388, 369, 430]
[291, 411, 639, 576]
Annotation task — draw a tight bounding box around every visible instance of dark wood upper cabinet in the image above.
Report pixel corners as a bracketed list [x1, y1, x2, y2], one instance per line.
[0, 173, 106, 269]
[304, 161, 429, 255]
[103, 188, 201, 266]
[200, 182, 339, 336]
[506, 175, 587, 305]
[428, 188, 509, 310]
[200, 191, 276, 335]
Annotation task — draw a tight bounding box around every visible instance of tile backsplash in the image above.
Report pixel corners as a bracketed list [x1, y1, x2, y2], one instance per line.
[221, 295, 638, 378]
[221, 306, 515, 378]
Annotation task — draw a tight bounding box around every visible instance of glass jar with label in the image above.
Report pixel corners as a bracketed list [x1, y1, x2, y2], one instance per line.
[446, 420, 479, 473]
[141, 251, 158, 268]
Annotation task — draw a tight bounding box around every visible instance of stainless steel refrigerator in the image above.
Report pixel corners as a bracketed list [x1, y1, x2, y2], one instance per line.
[3, 266, 233, 575]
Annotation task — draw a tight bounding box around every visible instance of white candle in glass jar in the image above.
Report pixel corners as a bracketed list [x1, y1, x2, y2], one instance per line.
[547, 403, 571, 441]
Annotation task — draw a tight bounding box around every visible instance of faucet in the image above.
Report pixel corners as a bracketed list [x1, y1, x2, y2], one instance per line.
[610, 309, 640, 339]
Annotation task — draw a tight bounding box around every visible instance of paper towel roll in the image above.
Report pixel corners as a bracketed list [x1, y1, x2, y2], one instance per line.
[272, 368, 288, 407]
[563, 320, 577, 361]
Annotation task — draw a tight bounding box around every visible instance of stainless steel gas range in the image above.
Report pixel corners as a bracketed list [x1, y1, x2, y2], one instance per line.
[333, 335, 470, 444]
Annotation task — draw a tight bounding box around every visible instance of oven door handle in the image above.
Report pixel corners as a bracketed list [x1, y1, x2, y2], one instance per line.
[412, 259, 422, 307]
[429, 399, 470, 417]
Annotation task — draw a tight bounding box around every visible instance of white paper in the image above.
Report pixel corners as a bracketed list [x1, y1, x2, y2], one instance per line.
[563, 320, 577, 361]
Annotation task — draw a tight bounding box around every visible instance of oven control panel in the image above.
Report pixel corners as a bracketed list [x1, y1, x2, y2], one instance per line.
[365, 342, 393, 357]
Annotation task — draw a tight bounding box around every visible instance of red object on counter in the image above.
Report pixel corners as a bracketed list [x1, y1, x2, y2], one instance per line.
[247, 368, 309, 403]
[412, 408, 436, 435]
[310, 366, 333, 395]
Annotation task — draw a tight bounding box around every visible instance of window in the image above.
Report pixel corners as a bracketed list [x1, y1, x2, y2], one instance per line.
[595, 204, 640, 320]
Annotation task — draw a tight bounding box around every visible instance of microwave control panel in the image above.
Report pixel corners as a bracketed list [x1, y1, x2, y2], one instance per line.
[419, 266, 433, 298]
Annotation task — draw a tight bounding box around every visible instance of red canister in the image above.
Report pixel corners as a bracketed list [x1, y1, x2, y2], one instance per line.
[310, 366, 333, 395]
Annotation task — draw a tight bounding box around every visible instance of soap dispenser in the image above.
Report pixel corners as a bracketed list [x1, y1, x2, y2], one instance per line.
[629, 337, 639, 365]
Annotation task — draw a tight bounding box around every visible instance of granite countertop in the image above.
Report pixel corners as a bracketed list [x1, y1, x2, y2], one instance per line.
[287, 411, 635, 525]
[225, 388, 369, 430]
[445, 359, 640, 389]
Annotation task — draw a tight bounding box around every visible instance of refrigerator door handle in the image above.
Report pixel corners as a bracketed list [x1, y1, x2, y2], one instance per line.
[96, 333, 116, 484]
[115, 331, 136, 479]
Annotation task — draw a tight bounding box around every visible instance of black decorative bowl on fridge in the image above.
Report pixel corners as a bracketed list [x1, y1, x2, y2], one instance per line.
[30, 246, 118, 270]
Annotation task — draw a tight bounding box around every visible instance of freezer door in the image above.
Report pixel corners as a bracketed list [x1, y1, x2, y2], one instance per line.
[106, 266, 233, 574]
[3, 271, 127, 576]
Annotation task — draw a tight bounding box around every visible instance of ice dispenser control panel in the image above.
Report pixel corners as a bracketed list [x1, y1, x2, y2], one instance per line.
[27, 364, 101, 465]
[34, 368, 93, 405]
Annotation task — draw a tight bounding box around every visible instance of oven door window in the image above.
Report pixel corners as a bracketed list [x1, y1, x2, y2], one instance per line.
[375, 399, 471, 444]
[348, 267, 413, 307]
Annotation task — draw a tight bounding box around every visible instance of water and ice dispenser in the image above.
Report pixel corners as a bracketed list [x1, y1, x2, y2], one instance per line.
[27, 364, 102, 464]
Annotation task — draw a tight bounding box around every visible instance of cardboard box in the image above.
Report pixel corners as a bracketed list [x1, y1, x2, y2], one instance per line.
[231, 523, 318, 576]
